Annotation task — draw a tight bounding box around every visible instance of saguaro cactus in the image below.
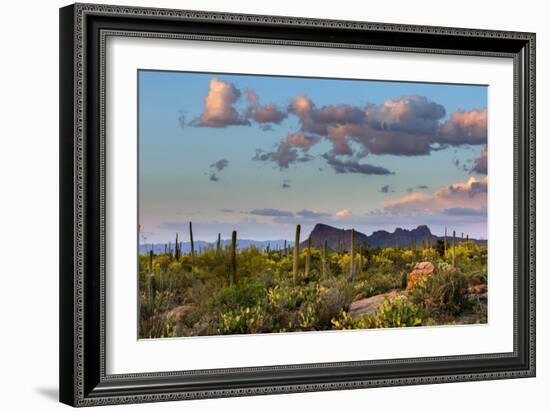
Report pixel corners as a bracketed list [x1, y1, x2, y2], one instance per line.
[350, 229, 356, 280]
[340, 229, 345, 253]
[452, 230, 456, 266]
[293, 224, 301, 285]
[147, 273, 157, 313]
[174, 233, 180, 260]
[148, 249, 154, 274]
[359, 244, 364, 274]
[304, 236, 311, 280]
[444, 227, 448, 255]
[216, 233, 221, 256]
[322, 239, 328, 279]
[189, 222, 195, 257]
[284, 240, 288, 258]
[230, 230, 237, 286]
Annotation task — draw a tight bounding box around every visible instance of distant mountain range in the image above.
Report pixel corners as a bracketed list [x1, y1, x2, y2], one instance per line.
[301, 224, 485, 250]
[139, 224, 485, 255]
[139, 239, 290, 255]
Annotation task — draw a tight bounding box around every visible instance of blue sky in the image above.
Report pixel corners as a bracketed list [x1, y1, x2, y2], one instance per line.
[138, 70, 488, 243]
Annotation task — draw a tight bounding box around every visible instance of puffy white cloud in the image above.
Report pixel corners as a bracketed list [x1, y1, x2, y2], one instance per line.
[245, 89, 287, 124]
[436, 108, 487, 145]
[198, 78, 249, 127]
[365, 95, 445, 134]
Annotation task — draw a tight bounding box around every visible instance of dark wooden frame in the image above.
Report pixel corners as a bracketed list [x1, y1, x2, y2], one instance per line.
[60, 3, 536, 407]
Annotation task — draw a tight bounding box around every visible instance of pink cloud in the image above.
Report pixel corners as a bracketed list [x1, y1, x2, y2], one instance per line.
[286, 133, 321, 150]
[384, 176, 487, 215]
[198, 78, 249, 127]
[245, 89, 287, 124]
[437, 108, 487, 145]
[335, 209, 353, 218]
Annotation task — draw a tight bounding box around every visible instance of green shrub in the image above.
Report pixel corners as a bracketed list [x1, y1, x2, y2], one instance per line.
[210, 280, 265, 310]
[218, 304, 273, 334]
[364, 271, 401, 295]
[374, 295, 426, 328]
[331, 310, 374, 330]
[408, 270, 469, 319]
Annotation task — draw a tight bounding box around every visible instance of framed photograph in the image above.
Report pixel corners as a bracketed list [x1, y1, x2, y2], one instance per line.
[59, 3, 536, 407]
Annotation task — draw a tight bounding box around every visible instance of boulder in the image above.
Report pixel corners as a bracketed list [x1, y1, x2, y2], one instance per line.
[349, 290, 400, 319]
[468, 284, 488, 295]
[352, 293, 365, 303]
[165, 304, 193, 322]
[406, 261, 435, 290]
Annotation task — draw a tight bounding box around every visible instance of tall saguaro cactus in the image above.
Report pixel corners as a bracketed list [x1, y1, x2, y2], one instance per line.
[216, 233, 221, 256]
[230, 230, 237, 286]
[350, 229, 356, 280]
[147, 272, 157, 313]
[284, 240, 288, 258]
[189, 222, 195, 257]
[149, 249, 154, 274]
[322, 239, 328, 279]
[174, 233, 180, 260]
[358, 244, 364, 275]
[444, 227, 448, 255]
[304, 236, 311, 280]
[452, 230, 456, 266]
[293, 225, 301, 285]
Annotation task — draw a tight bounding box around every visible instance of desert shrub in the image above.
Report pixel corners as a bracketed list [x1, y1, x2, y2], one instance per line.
[371, 254, 394, 270]
[139, 290, 178, 338]
[267, 282, 319, 310]
[408, 270, 470, 319]
[364, 271, 401, 295]
[374, 295, 426, 328]
[421, 248, 438, 261]
[209, 280, 265, 311]
[236, 247, 274, 280]
[153, 254, 172, 272]
[218, 304, 273, 334]
[298, 302, 317, 329]
[400, 249, 416, 264]
[352, 280, 377, 299]
[302, 288, 348, 329]
[331, 310, 374, 330]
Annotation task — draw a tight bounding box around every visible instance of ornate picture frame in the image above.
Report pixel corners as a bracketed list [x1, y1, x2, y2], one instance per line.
[59, 3, 535, 407]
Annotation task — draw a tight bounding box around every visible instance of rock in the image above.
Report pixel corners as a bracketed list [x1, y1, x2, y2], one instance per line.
[468, 284, 488, 295]
[406, 261, 435, 290]
[165, 304, 193, 322]
[352, 293, 365, 303]
[349, 290, 400, 319]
